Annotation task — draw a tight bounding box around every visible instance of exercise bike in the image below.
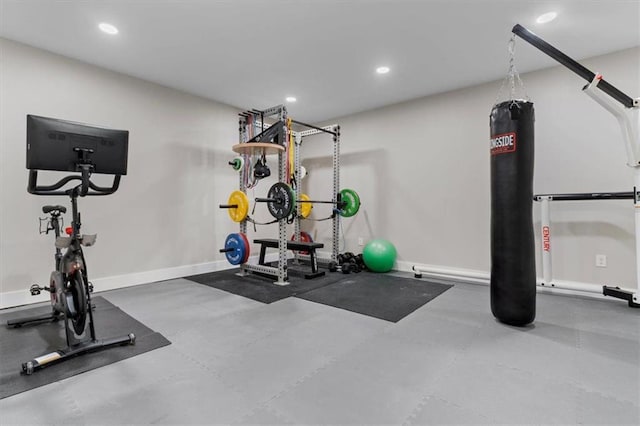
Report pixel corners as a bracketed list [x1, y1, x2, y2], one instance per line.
[7, 114, 135, 375]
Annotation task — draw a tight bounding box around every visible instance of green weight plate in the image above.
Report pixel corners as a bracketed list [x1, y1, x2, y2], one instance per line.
[339, 188, 360, 218]
[230, 156, 244, 171]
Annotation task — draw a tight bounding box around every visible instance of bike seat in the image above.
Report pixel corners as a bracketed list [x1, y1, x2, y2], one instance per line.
[42, 205, 67, 214]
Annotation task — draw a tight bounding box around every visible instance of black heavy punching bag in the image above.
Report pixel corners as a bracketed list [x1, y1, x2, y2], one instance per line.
[489, 100, 536, 326]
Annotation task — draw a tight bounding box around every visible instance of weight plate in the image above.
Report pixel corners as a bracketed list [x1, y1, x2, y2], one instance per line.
[230, 156, 244, 171]
[299, 193, 313, 218]
[267, 182, 295, 220]
[291, 231, 312, 255]
[239, 233, 250, 263]
[224, 233, 248, 265]
[227, 191, 249, 223]
[339, 188, 361, 217]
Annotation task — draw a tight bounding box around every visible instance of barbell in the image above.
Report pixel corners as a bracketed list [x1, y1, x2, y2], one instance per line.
[219, 183, 360, 222]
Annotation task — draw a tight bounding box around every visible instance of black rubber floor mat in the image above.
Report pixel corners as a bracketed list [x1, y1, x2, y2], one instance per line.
[186, 267, 345, 304]
[0, 296, 171, 399]
[295, 272, 453, 322]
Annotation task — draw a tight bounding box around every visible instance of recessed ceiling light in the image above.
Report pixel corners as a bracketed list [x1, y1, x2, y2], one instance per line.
[376, 66, 390, 74]
[99, 22, 119, 35]
[536, 12, 557, 24]
[286, 96, 297, 103]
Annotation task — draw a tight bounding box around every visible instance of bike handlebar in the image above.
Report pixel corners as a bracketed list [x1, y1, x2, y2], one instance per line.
[28, 170, 121, 197]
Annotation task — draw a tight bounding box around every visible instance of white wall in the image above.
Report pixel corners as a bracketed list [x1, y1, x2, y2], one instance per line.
[0, 38, 250, 305]
[300, 47, 639, 288]
[1, 37, 638, 308]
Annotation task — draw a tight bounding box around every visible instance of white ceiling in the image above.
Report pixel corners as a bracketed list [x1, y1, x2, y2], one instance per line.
[1, 0, 639, 122]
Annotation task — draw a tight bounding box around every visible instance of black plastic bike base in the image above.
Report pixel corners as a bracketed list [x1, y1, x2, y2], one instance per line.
[22, 333, 136, 375]
[6, 311, 60, 328]
[603, 286, 640, 308]
[7, 303, 97, 328]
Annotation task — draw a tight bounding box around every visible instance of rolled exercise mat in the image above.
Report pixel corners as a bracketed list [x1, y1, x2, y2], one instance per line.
[489, 100, 536, 326]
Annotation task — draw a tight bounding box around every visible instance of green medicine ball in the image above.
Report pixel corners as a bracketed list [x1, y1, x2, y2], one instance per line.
[362, 239, 397, 272]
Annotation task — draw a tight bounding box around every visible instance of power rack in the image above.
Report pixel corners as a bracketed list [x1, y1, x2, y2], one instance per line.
[228, 104, 342, 285]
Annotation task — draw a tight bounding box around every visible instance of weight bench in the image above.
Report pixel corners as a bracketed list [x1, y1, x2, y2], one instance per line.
[254, 238, 325, 279]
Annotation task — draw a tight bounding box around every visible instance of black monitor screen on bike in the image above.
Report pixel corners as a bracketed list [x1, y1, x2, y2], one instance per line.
[26, 115, 128, 175]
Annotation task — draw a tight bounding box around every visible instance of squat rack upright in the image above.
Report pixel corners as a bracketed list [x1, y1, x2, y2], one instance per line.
[291, 122, 341, 266]
[236, 105, 290, 284]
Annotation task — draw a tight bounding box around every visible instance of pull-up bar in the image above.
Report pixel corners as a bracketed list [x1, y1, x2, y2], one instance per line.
[534, 191, 634, 201]
[291, 119, 337, 136]
[512, 24, 636, 108]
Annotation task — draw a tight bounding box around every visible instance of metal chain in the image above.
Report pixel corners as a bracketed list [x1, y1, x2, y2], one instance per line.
[495, 35, 529, 105]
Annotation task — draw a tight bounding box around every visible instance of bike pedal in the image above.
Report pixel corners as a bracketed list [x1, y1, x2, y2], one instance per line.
[88, 282, 94, 293]
[29, 284, 42, 296]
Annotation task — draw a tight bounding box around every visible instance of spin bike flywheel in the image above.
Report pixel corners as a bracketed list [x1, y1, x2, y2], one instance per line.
[64, 273, 88, 336]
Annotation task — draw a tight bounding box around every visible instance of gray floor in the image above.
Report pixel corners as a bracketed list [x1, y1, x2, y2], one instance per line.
[1, 274, 639, 425]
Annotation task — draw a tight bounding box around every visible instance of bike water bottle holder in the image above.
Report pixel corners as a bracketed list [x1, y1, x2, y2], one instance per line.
[39, 216, 64, 235]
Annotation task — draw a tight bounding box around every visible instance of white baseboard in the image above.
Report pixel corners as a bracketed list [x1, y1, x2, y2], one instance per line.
[397, 260, 614, 302]
[0, 252, 280, 309]
[2, 255, 616, 310]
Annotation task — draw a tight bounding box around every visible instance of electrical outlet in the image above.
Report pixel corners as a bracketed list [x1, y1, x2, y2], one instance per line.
[595, 254, 607, 268]
[358, 237, 364, 246]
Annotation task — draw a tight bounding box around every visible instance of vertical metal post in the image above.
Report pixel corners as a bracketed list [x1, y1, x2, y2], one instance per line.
[293, 133, 302, 264]
[276, 106, 289, 285]
[540, 197, 552, 285]
[633, 169, 640, 304]
[238, 117, 248, 276]
[332, 125, 340, 262]
[239, 117, 247, 235]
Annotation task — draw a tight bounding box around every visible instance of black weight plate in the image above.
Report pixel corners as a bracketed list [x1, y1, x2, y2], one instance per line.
[267, 182, 295, 220]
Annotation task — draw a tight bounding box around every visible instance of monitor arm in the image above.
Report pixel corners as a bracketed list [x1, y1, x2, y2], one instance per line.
[512, 24, 639, 168]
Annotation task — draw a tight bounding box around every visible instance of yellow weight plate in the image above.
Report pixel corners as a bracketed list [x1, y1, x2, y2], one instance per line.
[299, 193, 313, 218]
[227, 191, 249, 222]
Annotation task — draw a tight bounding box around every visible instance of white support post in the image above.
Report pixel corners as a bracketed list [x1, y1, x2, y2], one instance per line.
[540, 197, 552, 286]
[584, 77, 639, 305]
[583, 76, 639, 167]
[633, 169, 640, 304]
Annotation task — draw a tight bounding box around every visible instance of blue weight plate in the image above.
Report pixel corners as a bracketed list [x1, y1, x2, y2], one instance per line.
[225, 233, 247, 265]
